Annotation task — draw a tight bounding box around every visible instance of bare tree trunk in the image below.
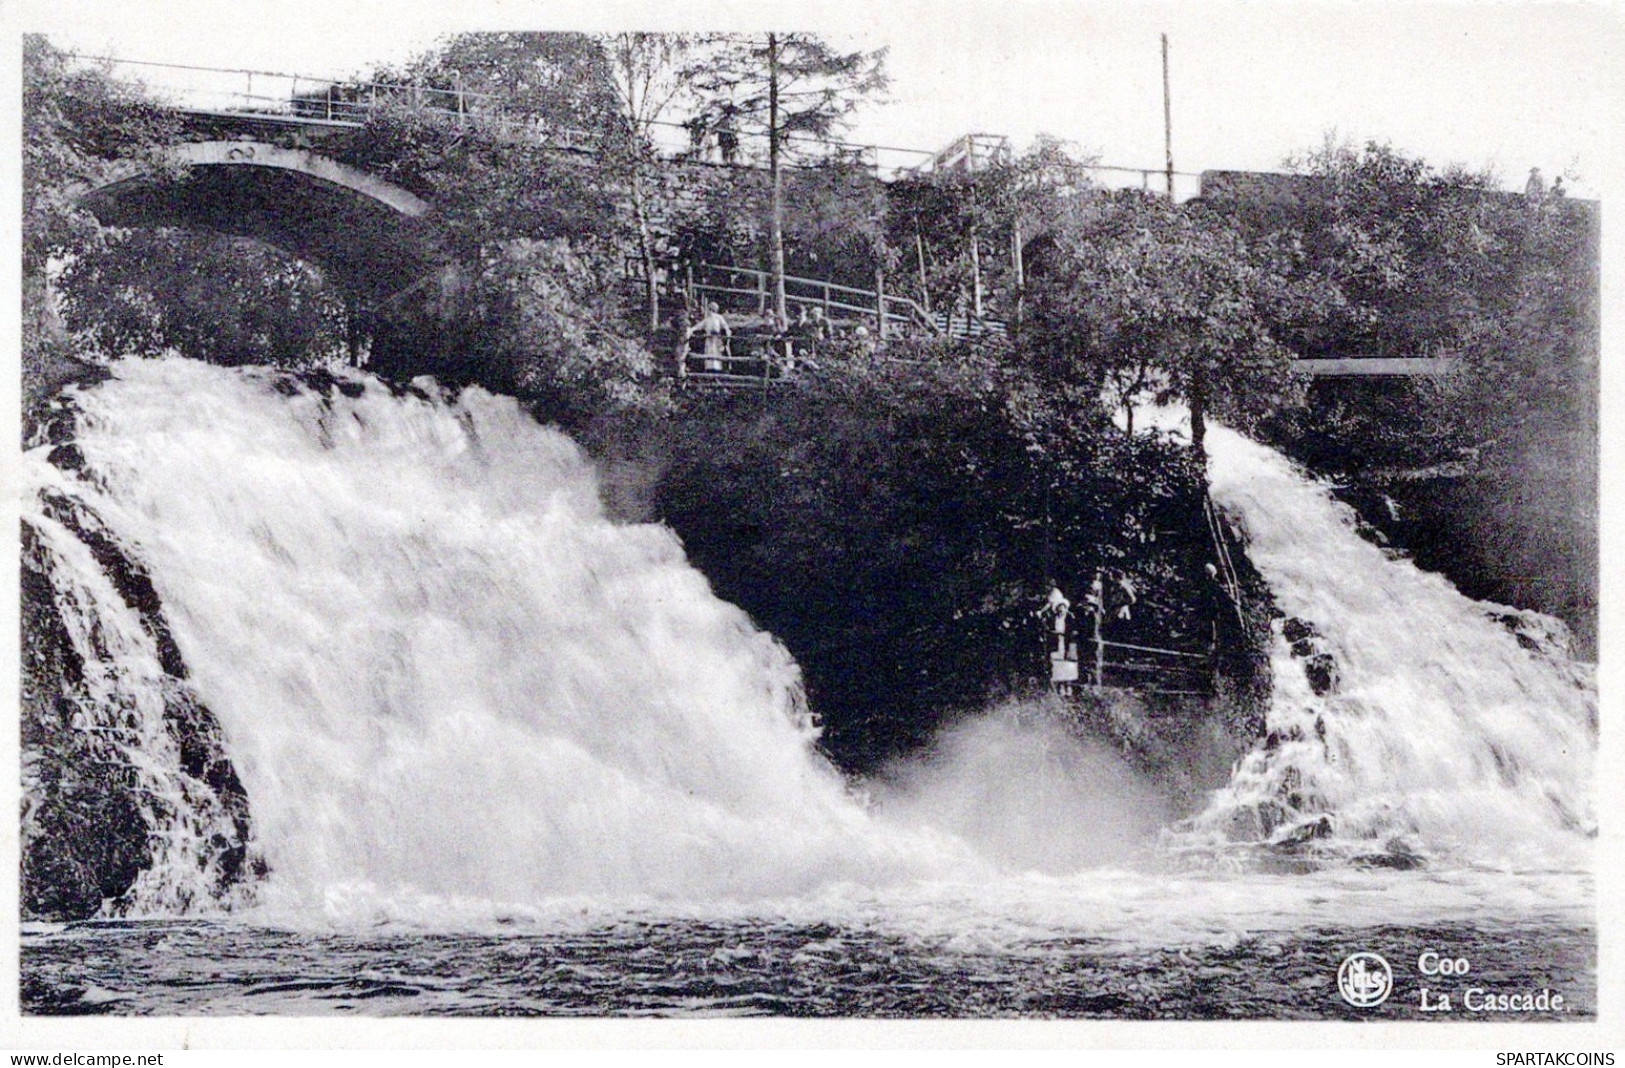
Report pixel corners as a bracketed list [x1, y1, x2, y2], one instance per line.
[629, 163, 661, 336]
[1011, 214, 1025, 325]
[970, 228, 983, 319]
[344, 291, 364, 367]
[767, 33, 788, 327]
[914, 230, 931, 315]
[1189, 372, 1208, 459]
[874, 260, 886, 339]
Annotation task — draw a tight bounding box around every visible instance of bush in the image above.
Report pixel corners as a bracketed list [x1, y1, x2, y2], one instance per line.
[648, 347, 1238, 771]
[470, 238, 658, 417]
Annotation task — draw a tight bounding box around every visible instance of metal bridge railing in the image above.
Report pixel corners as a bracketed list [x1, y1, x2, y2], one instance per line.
[64, 53, 599, 151]
[63, 52, 1209, 190]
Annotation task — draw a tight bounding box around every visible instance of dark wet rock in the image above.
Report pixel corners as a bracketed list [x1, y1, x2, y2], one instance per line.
[272, 367, 369, 400]
[1280, 617, 1340, 696]
[37, 490, 189, 679]
[22, 487, 255, 921]
[1273, 815, 1333, 846]
[1264, 725, 1308, 751]
[1303, 653, 1339, 696]
[1281, 617, 1317, 647]
[21, 523, 152, 920]
[46, 443, 84, 473]
[1224, 800, 1294, 842]
[1351, 850, 1426, 871]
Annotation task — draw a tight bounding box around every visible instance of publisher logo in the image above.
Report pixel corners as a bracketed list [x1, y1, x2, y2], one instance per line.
[1338, 952, 1393, 1008]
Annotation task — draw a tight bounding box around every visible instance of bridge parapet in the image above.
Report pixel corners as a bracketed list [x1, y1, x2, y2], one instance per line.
[77, 139, 451, 305]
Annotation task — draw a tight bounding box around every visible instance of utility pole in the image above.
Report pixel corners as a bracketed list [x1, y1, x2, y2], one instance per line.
[767, 32, 789, 328]
[1161, 33, 1175, 200]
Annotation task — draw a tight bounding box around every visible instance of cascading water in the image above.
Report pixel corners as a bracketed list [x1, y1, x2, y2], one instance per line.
[1175, 423, 1596, 869]
[24, 358, 978, 918]
[22, 490, 253, 915]
[23, 363, 1595, 933]
[22, 363, 1598, 1014]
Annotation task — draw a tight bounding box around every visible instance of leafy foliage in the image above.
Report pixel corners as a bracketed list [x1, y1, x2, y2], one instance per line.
[652, 348, 1227, 769]
[1232, 139, 1597, 476]
[368, 32, 622, 148]
[333, 106, 617, 258]
[464, 238, 658, 420]
[1021, 189, 1319, 448]
[22, 37, 181, 275]
[22, 37, 184, 412]
[58, 230, 348, 366]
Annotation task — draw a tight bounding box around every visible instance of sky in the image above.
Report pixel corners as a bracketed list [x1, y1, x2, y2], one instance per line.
[14, 0, 1625, 199]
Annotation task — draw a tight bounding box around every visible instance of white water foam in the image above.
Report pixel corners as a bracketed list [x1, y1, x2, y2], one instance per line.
[27, 362, 1594, 930]
[870, 701, 1171, 873]
[37, 358, 982, 915]
[1177, 423, 1595, 869]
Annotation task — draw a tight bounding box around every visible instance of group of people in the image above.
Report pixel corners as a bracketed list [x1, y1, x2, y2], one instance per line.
[681, 301, 882, 377]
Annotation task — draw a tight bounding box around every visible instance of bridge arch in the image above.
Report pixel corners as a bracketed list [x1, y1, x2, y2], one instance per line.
[78, 141, 454, 306]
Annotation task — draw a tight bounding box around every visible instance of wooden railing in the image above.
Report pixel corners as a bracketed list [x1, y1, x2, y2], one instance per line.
[1093, 638, 1213, 697]
[682, 262, 942, 337]
[676, 329, 796, 389]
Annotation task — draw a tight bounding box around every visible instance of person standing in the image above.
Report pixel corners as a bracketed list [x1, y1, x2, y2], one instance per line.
[686, 301, 732, 372]
[1038, 585, 1078, 696]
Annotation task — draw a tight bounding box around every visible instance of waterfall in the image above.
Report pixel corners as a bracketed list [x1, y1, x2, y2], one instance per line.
[22, 487, 253, 915]
[1175, 424, 1595, 868]
[24, 363, 1595, 920]
[24, 358, 966, 917]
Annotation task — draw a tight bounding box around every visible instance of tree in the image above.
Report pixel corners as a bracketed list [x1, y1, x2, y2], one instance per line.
[886, 134, 1099, 325]
[1223, 138, 1596, 475]
[1210, 138, 1599, 650]
[58, 229, 349, 367]
[1022, 190, 1321, 454]
[597, 34, 698, 335]
[779, 156, 890, 300]
[465, 237, 657, 420]
[22, 38, 181, 276]
[22, 36, 181, 412]
[682, 34, 888, 324]
[1271, 138, 1514, 364]
[340, 35, 622, 259]
[371, 32, 622, 144]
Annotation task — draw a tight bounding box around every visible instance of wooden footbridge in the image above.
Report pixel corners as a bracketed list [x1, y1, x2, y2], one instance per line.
[668, 260, 1456, 388]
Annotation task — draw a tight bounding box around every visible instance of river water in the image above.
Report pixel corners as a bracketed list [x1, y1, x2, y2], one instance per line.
[20, 359, 1597, 1019]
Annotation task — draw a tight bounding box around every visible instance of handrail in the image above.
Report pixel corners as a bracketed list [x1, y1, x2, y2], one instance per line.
[1103, 661, 1206, 676]
[690, 262, 942, 335]
[1203, 494, 1248, 630]
[1098, 638, 1209, 661]
[62, 51, 1211, 186]
[64, 50, 598, 149]
[64, 52, 502, 108]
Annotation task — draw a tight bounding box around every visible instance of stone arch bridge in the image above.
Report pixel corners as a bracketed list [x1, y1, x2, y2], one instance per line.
[79, 139, 458, 313]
